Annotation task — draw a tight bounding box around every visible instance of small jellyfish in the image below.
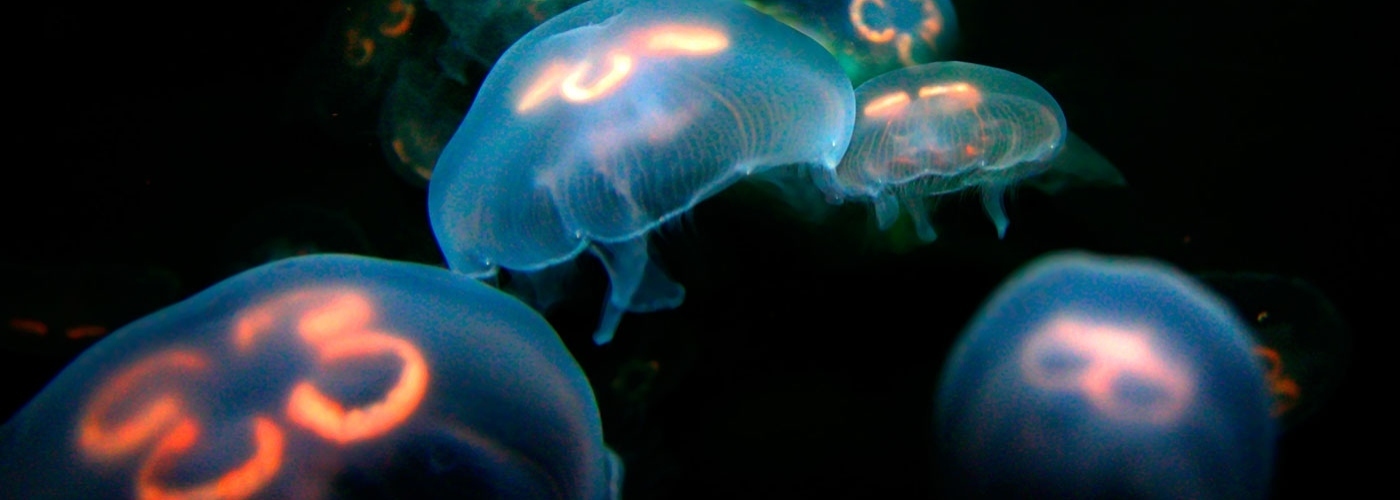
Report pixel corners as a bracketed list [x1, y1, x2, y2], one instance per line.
[0, 254, 620, 499]
[1197, 271, 1352, 432]
[935, 252, 1275, 499]
[429, 0, 856, 344]
[745, 0, 959, 86]
[817, 61, 1066, 241]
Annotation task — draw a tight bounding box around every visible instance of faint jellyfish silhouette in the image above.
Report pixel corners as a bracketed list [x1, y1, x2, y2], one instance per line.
[935, 251, 1275, 499]
[817, 61, 1066, 241]
[1197, 271, 1352, 432]
[428, 0, 856, 344]
[379, 57, 474, 187]
[1, 255, 621, 499]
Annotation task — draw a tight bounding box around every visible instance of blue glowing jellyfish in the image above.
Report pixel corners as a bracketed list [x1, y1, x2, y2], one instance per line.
[817, 61, 1066, 241]
[935, 252, 1275, 499]
[0, 254, 621, 500]
[745, 0, 958, 86]
[429, 0, 856, 344]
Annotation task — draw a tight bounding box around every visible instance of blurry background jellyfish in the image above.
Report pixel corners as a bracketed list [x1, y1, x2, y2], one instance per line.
[378, 57, 475, 187]
[816, 61, 1066, 242]
[217, 203, 374, 276]
[428, 0, 857, 344]
[745, 0, 959, 86]
[1197, 272, 1352, 432]
[0, 255, 622, 499]
[295, 0, 435, 140]
[935, 251, 1276, 499]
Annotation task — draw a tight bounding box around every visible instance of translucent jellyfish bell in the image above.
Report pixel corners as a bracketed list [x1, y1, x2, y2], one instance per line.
[429, 0, 856, 344]
[935, 252, 1275, 499]
[0, 255, 621, 499]
[819, 61, 1066, 241]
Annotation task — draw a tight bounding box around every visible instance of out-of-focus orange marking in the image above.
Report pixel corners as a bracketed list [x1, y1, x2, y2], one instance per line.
[136, 416, 284, 500]
[66, 325, 109, 339]
[391, 137, 413, 165]
[77, 350, 210, 462]
[526, 0, 548, 22]
[7, 318, 47, 336]
[851, 0, 945, 57]
[850, 0, 896, 43]
[345, 29, 375, 66]
[286, 332, 429, 444]
[1021, 316, 1195, 425]
[561, 54, 634, 103]
[863, 91, 911, 117]
[1255, 346, 1301, 418]
[379, 0, 416, 38]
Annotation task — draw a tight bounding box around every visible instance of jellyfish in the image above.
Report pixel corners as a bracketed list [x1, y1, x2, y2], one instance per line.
[428, 0, 856, 344]
[744, 0, 958, 86]
[935, 251, 1275, 499]
[379, 57, 474, 187]
[1197, 271, 1352, 432]
[0, 254, 621, 499]
[815, 61, 1066, 242]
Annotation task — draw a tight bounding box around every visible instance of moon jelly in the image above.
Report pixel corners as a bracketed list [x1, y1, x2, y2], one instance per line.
[429, 0, 856, 344]
[0, 254, 621, 500]
[935, 252, 1275, 499]
[819, 61, 1065, 241]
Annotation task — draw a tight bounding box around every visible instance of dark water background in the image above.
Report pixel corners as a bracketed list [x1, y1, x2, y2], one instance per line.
[4, 0, 1388, 497]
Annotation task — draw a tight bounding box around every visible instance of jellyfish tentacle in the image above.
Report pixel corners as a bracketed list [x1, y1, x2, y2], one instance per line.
[589, 237, 684, 344]
[981, 183, 1009, 238]
[873, 191, 901, 230]
[901, 194, 939, 242]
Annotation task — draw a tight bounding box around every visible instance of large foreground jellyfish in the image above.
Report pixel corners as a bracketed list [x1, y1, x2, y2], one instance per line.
[745, 0, 958, 85]
[429, 0, 856, 344]
[817, 61, 1066, 241]
[935, 252, 1275, 499]
[0, 255, 621, 499]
